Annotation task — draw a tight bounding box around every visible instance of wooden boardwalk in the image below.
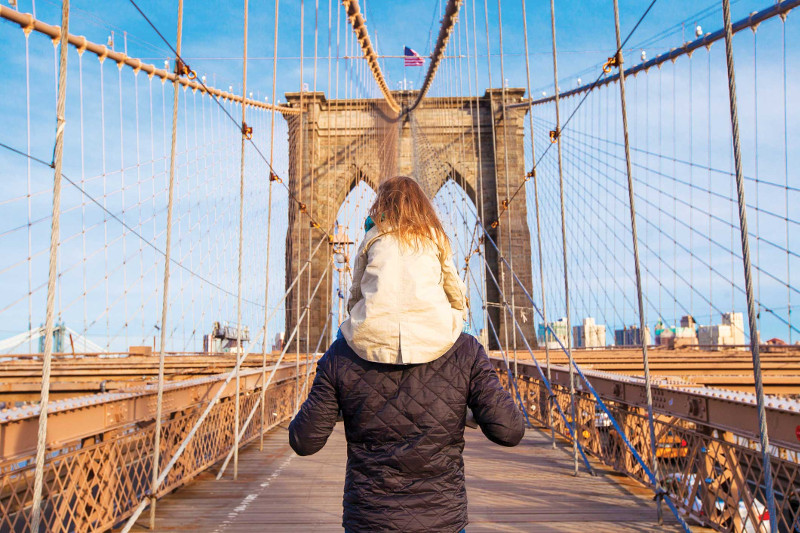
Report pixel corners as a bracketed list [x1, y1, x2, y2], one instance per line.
[132, 424, 682, 532]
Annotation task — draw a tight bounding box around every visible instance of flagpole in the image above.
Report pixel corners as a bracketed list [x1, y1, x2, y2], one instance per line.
[403, 45, 407, 91]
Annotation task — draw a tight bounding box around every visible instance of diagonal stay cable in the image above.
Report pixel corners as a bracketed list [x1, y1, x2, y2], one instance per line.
[490, 0, 658, 227]
[443, 185, 596, 475]
[483, 216, 692, 531]
[127, 0, 331, 237]
[442, 177, 691, 530]
[0, 140, 269, 308]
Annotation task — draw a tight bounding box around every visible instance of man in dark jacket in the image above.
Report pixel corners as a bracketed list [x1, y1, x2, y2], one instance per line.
[289, 333, 525, 533]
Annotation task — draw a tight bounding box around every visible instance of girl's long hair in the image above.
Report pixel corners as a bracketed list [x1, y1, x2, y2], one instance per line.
[368, 176, 450, 252]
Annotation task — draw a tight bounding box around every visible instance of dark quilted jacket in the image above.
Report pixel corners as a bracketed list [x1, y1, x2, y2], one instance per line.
[288, 333, 525, 533]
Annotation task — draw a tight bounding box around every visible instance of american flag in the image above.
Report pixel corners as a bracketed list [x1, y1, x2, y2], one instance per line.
[404, 46, 424, 67]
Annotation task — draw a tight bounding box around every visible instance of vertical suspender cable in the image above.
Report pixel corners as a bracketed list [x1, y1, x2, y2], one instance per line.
[548, 0, 579, 477]
[150, 1, 183, 526]
[481, 0, 511, 371]
[260, 0, 280, 453]
[30, 1, 69, 530]
[470, 0, 489, 346]
[783, 16, 791, 344]
[234, 0, 249, 481]
[26, 28, 33, 354]
[720, 1, 778, 530]
[324, 0, 333, 350]
[610, 0, 661, 523]
[520, 0, 555, 448]
[296, 0, 305, 413]
[495, 0, 519, 381]
[306, 0, 319, 404]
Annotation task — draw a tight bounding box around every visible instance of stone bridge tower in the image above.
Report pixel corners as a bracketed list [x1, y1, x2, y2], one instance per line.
[281, 89, 536, 352]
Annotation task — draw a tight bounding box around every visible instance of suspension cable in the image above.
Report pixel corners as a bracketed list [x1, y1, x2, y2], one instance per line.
[610, 0, 662, 523]
[30, 1, 69, 530]
[149, 1, 183, 524]
[488, 0, 658, 230]
[519, 0, 555, 448]
[720, 0, 778, 529]
[260, 0, 280, 453]
[474, 213, 692, 532]
[232, 0, 250, 482]
[296, 0, 305, 416]
[548, 0, 580, 477]
[495, 0, 521, 387]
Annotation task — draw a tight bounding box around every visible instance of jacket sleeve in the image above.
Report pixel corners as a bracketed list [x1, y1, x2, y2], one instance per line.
[288, 351, 339, 456]
[347, 238, 369, 314]
[440, 247, 468, 322]
[467, 342, 525, 447]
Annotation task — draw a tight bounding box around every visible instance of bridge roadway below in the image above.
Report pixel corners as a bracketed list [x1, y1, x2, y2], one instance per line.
[129, 422, 686, 532]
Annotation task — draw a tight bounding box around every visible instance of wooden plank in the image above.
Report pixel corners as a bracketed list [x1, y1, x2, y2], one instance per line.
[128, 422, 695, 532]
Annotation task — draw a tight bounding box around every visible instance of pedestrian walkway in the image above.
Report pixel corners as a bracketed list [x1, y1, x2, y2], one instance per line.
[131, 422, 684, 532]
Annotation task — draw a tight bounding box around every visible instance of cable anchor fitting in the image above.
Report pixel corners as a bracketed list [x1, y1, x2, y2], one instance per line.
[652, 486, 667, 503]
[269, 171, 282, 183]
[174, 57, 197, 80]
[549, 130, 560, 143]
[298, 203, 307, 213]
[490, 220, 500, 229]
[602, 51, 623, 74]
[241, 122, 253, 140]
[500, 199, 510, 210]
[525, 169, 535, 181]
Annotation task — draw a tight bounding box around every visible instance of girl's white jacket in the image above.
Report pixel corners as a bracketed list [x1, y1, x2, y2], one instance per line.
[339, 226, 468, 365]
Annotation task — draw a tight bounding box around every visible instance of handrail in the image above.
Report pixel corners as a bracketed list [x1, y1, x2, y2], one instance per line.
[0, 361, 309, 459]
[490, 356, 800, 450]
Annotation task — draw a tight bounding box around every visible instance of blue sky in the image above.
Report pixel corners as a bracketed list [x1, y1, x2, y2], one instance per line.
[0, 0, 797, 350]
[3, 0, 783, 101]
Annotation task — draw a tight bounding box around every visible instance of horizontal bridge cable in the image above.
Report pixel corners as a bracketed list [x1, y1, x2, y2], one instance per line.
[486, 0, 658, 231]
[534, 142, 687, 327]
[549, 126, 800, 309]
[532, 158, 639, 328]
[548, 139, 787, 339]
[540, 129, 774, 335]
[0, 140, 273, 309]
[125, 0, 332, 240]
[567, 125, 800, 195]
[0, 5, 298, 115]
[573, 133, 800, 260]
[514, 0, 800, 109]
[555, 121, 800, 227]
